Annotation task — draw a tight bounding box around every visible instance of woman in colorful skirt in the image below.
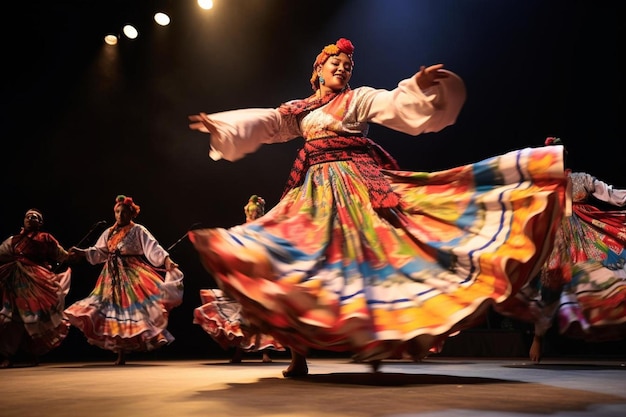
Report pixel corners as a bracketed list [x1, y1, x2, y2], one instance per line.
[65, 195, 183, 365]
[187, 38, 568, 377]
[499, 137, 626, 362]
[0, 208, 71, 368]
[194, 194, 285, 363]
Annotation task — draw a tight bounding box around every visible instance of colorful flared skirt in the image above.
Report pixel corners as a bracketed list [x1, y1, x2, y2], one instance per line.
[64, 257, 183, 353]
[0, 261, 71, 356]
[194, 288, 285, 352]
[190, 146, 567, 361]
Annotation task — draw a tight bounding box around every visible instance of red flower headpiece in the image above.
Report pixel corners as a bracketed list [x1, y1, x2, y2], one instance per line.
[544, 137, 563, 146]
[335, 38, 354, 55]
[310, 38, 355, 91]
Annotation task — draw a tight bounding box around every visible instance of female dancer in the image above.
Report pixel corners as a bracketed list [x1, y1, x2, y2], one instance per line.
[65, 195, 183, 365]
[0, 209, 71, 368]
[194, 194, 285, 363]
[501, 137, 626, 362]
[187, 38, 568, 376]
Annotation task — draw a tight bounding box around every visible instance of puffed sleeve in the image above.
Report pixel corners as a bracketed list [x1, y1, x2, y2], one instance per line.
[84, 230, 111, 265]
[355, 69, 466, 135]
[137, 225, 171, 267]
[592, 178, 626, 206]
[196, 108, 301, 162]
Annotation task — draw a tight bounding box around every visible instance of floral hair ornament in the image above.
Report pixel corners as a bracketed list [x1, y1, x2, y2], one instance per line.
[114, 194, 141, 217]
[310, 38, 355, 91]
[544, 137, 564, 146]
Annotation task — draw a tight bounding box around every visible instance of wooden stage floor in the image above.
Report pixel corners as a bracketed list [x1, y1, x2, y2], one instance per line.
[1, 357, 625, 417]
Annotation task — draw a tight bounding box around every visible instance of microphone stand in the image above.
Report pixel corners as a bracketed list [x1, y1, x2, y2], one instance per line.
[167, 222, 203, 252]
[73, 220, 108, 249]
[54, 220, 107, 273]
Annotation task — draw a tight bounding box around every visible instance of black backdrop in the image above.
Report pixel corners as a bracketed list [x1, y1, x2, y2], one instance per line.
[2, 0, 624, 361]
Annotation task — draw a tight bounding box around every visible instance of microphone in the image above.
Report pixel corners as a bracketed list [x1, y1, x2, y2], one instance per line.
[167, 223, 203, 251]
[188, 222, 203, 230]
[71, 220, 109, 251]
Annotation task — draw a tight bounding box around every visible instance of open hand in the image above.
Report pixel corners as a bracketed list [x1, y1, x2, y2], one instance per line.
[416, 64, 448, 90]
[188, 113, 211, 133]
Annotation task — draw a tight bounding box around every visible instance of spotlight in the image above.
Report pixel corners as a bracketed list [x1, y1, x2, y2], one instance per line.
[122, 24, 139, 40]
[104, 34, 119, 45]
[198, 0, 214, 10]
[154, 12, 170, 26]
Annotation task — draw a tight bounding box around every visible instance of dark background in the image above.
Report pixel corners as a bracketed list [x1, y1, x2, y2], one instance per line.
[2, 0, 624, 361]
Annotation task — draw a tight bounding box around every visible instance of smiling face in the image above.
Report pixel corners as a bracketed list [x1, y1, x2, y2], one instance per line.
[317, 52, 353, 94]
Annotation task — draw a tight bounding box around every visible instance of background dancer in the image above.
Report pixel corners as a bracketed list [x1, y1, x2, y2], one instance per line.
[0, 209, 71, 368]
[65, 195, 183, 365]
[194, 194, 285, 363]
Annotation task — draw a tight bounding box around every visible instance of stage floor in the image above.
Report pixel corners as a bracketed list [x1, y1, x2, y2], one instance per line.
[2, 357, 625, 417]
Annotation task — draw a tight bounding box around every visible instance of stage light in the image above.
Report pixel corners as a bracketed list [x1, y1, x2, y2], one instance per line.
[198, 0, 214, 10]
[104, 34, 119, 45]
[154, 12, 170, 26]
[122, 24, 139, 40]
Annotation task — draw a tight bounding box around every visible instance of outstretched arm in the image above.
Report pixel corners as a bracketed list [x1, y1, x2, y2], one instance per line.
[188, 108, 300, 162]
[591, 177, 626, 206]
[359, 64, 466, 136]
